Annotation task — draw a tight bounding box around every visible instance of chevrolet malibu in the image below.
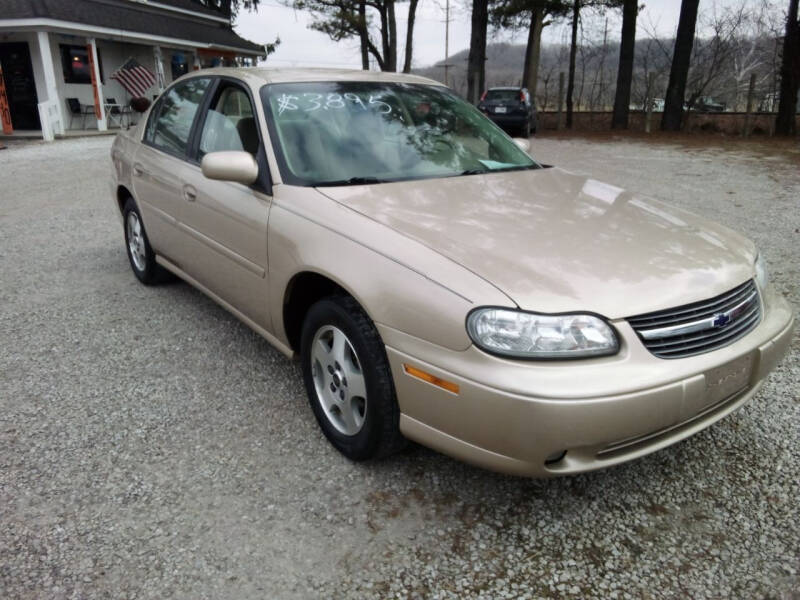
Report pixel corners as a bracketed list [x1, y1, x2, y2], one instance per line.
[110, 68, 794, 477]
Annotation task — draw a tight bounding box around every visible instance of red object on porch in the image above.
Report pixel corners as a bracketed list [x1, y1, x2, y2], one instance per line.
[0, 66, 13, 134]
[86, 43, 102, 120]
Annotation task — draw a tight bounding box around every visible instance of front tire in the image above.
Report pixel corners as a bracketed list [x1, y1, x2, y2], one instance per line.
[300, 295, 405, 461]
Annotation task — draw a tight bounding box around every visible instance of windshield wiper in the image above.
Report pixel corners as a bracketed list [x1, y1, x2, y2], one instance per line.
[460, 165, 537, 177]
[493, 164, 538, 173]
[314, 176, 386, 187]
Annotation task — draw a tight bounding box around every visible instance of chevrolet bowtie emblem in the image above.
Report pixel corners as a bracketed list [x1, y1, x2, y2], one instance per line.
[712, 313, 731, 328]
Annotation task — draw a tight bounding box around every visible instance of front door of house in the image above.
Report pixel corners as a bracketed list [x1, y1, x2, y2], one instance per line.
[0, 42, 40, 130]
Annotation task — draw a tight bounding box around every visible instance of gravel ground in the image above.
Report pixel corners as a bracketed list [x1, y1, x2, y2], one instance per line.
[1, 135, 798, 599]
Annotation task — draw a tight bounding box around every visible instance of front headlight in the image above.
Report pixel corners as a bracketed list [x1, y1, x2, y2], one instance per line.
[754, 253, 768, 291]
[466, 308, 619, 359]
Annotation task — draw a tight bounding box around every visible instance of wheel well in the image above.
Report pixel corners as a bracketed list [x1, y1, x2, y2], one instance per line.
[116, 185, 133, 213]
[283, 272, 348, 352]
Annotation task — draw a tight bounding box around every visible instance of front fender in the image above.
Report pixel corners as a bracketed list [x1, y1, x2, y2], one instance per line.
[268, 186, 515, 351]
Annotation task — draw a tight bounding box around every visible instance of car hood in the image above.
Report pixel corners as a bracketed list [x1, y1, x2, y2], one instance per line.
[318, 167, 756, 319]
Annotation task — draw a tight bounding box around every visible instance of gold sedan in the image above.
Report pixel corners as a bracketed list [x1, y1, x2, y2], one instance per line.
[110, 68, 794, 477]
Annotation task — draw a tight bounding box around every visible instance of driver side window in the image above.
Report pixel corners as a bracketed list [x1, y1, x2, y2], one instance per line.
[198, 84, 259, 159]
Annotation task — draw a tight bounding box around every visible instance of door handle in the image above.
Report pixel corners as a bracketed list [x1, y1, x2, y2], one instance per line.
[132, 163, 145, 177]
[183, 184, 197, 202]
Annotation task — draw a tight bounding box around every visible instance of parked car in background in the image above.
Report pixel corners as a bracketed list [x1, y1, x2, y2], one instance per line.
[110, 68, 793, 478]
[477, 87, 537, 137]
[691, 97, 727, 112]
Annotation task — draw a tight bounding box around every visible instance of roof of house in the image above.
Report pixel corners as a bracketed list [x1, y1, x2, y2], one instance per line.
[0, 0, 263, 55]
[152, 0, 230, 19]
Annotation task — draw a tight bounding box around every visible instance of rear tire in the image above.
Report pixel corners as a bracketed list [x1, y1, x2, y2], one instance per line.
[521, 119, 531, 138]
[122, 198, 168, 285]
[300, 295, 405, 461]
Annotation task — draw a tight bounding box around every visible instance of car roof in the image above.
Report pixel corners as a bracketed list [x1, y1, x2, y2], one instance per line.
[487, 87, 524, 91]
[185, 66, 446, 88]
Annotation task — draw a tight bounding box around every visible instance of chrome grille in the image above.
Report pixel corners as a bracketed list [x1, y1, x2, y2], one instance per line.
[627, 279, 761, 359]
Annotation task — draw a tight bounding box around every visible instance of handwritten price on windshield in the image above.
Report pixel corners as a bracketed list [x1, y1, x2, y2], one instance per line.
[276, 93, 392, 115]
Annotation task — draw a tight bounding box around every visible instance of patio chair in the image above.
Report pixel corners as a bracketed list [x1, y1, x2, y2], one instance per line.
[66, 98, 94, 130]
[104, 97, 131, 128]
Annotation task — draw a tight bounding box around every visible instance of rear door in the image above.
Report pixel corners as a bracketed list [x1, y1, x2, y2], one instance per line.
[176, 78, 272, 329]
[132, 76, 211, 264]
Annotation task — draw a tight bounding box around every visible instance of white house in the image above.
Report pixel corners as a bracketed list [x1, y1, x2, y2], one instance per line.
[0, 0, 265, 140]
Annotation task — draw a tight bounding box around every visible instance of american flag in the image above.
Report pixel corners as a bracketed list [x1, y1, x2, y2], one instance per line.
[111, 58, 156, 98]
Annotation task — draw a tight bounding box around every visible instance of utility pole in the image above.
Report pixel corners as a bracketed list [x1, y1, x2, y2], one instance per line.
[443, 0, 451, 86]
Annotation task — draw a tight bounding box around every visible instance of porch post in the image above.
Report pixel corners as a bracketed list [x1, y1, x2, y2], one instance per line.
[0, 66, 12, 135]
[36, 32, 64, 136]
[153, 46, 166, 92]
[86, 37, 107, 131]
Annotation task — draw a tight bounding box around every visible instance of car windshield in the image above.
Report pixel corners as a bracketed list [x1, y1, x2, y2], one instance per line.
[260, 82, 538, 186]
[484, 89, 521, 102]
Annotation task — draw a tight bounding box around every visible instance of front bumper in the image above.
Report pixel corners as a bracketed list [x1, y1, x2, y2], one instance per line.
[380, 288, 794, 477]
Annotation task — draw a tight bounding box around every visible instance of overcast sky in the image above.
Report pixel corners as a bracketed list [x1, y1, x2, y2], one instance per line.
[234, 0, 766, 70]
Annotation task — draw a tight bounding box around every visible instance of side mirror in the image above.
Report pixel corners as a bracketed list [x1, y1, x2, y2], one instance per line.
[201, 151, 259, 185]
[513, 138, 531, 153]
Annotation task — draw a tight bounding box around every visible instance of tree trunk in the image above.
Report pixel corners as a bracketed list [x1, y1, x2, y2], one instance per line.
[611, 0, 638, 129]
[661, 0, 700, 131]
[522, 5, 545, 99]
[402, 0, 420, 73]
[359, 1, 369, 70]
[379, 3, 391, 70]
[566, 0, 580, 128]
[479, 48, 486, 95]
[775, 0, 799, 135]
[387, 0, 398, 71]
[467, 0, 489, 104]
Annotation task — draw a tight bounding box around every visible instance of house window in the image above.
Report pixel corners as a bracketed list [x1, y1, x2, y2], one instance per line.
[171, 52, 188, 80]
[60, 45, 103, 84]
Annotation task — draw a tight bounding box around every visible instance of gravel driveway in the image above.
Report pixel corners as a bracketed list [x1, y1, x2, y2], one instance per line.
[1, 134, 797, 599]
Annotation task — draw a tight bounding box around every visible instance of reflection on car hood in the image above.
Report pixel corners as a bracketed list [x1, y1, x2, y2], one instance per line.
[318, 167, 756, 318]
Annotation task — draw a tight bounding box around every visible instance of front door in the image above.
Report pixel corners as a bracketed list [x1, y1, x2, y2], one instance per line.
[178, 80, 271, 329]
[0, 43, 40, 130]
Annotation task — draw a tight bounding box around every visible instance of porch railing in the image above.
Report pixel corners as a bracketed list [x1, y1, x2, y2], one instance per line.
[37, 99, 65, 141]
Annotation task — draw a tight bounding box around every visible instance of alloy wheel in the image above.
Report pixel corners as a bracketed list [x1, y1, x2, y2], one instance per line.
[310, 325, 367, 436]
[126, 212, 147, 272]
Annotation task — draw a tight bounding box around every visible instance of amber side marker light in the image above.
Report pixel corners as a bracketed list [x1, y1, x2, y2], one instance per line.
[403, 364, 460, 394]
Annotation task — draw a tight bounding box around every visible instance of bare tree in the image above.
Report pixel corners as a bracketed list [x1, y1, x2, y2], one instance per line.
[726, 2, 771, 109]
[467, 0, 490, 103]
[566, 0, 581, 126]
[684, 6, 742, 111]
[538, 62, 557, 108]
[491, 1, 570, 98]
[402, 0, 420, 72]
[661, 0, 700, 130]
[283, 0, 420, 72]
[776, 0, 800, 134]
[565, 1, 621, 125]
[611, 0, 637, 128]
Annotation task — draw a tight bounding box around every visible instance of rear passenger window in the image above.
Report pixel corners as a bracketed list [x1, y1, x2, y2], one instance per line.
[198, 84, 259, 158]
[143, 97, 164, 144]
[149, 77, 211, 156]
